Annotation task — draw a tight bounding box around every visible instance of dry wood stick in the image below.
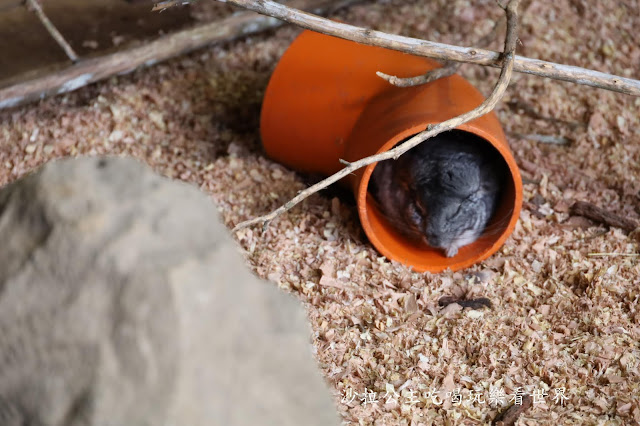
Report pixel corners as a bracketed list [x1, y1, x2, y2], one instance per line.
[376, 61, 460, 88]
[26, 0, 80, 63]
[438, 296, 492, 310]
[0, 0, 359, 109]
[152, 0, 191, 11]
[570, 201, 639, 233]
[493, 394, 533, 426]
[232, 0, 522, 232]
[376, 13, 507, 88]
[217, 0, 640, 96]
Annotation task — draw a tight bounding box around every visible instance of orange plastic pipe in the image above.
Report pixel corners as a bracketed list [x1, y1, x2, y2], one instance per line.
[261, 30, 522, 272]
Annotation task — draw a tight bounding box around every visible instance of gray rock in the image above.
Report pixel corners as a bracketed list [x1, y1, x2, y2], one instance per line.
[0, 156, 339, 426]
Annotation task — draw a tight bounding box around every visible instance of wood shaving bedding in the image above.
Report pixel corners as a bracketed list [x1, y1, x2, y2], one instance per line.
[1, 0, 639, 424]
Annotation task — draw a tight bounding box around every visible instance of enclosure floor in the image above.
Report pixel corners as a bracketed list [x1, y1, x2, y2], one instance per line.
[1, 0, 639, 424]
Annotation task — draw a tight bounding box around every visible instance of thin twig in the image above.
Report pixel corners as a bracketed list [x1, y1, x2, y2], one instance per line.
[25, 0, 79, 63]
[493, 394, 533, 426]
[570, 201, 639, 233]
[232, 0, 521, 232]
[215, 0, 640, 96]
[376, 61, 460, 88]
[152, 0, 192, 11]
[0, 0, 359, 109]
[377, 12, 507, 88]
[438, 296, 492, 310]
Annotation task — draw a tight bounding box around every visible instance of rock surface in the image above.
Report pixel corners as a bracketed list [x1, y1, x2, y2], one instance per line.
[0, 156, 339, 426]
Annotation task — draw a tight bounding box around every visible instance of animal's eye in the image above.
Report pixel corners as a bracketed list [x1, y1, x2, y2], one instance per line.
[447, 203, 463, 220]
[406, 202, 424, 228]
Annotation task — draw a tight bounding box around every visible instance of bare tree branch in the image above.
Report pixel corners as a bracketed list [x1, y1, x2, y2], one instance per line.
[26, 0, 79, 63]
[376, 11, 508, 88]
[376, 61, 460, 88]
[152, 0, 192, 11]
[4, 0, 638, 108]
[493, 394, 533, 426]
[570, 201, 639, 233]
[213, 0, 640, 96]
[232, 0, 522, 232]
[0, 0, 359, 109]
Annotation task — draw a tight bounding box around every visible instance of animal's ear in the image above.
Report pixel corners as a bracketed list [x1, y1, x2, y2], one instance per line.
[405, 201, 425, 230]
